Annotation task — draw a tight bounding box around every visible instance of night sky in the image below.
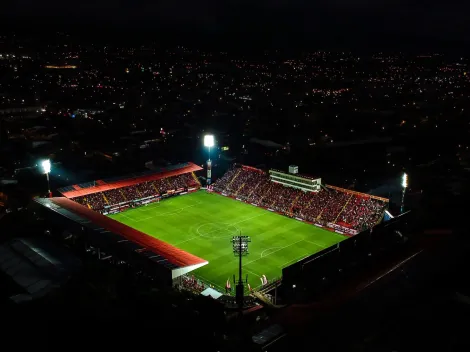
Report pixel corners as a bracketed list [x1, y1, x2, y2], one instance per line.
[2, 0, 469, 49]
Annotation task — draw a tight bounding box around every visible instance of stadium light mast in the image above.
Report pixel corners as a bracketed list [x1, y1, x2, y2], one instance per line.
[231, 234, 251, 315]
[203, 134, 215, 186]
[401, 172, 408, 213]
[41, 159, 52, 197]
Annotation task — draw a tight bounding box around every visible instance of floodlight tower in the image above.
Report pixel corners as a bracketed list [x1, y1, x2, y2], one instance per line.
[401, 173, 408, 213]
[41, 159, 51, 197]
[203, 134, 215, 185]
[231, 234, 251, 315]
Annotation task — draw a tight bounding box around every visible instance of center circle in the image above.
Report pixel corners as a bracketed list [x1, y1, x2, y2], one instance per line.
[197, 222, 240, 239]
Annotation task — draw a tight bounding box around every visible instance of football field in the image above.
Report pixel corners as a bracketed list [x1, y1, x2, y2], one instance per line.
[109, 191, 345, 292]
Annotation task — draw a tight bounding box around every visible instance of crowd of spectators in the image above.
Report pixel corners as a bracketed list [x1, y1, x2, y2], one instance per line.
[72, 173, 199, 211]
[120, 184, 141, 200]
[337, 195, 385, 229]
[103, 189, 123, 206]
[179, 275, 206, 294]
[74, 192, 107, 210]
[167, 173, 194, 191]
[137, 181, 157, 198]
[213, 166, 387, 232]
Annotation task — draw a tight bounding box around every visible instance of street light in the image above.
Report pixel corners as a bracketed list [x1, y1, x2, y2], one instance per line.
[203, 134, 215, 185]
[401, 173, 408, 213]
[41, 159, 51, 196]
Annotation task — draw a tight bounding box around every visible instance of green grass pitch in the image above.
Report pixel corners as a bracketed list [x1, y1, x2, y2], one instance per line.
[109, 191, 346, 292]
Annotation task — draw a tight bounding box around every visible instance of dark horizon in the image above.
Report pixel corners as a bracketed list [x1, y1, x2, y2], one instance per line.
[2, 0, 470, 52]
[1, 25, 468, 54]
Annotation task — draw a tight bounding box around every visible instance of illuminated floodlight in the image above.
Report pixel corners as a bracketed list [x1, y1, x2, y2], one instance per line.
[41, 159, 51, 174]
[204, 135, 215, 185]
[41, 159, 52, 195]
[204, 134, 215, 147]
[402, 173, 408, 188]
[231, 235, 251, 256]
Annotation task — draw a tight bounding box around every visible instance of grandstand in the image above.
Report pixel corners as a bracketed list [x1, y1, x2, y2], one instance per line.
[57, 162, 202, 212]
[213, 165, 388, 234]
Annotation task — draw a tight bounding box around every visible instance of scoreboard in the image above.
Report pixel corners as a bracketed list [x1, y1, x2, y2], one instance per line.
[269, 169, 321, 192]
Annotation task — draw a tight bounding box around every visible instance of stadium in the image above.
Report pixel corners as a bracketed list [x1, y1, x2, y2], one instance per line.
[33, 158, 391, 304]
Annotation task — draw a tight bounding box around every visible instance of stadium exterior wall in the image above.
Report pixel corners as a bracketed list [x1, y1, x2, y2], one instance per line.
[281, 212, 410, 302]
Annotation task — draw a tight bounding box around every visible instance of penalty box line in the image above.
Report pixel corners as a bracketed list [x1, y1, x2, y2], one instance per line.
[242, 239, 305, 267]
[243, 267, 263, 278]
[279, 240, 326, 267]
[243, 237, 325, 268]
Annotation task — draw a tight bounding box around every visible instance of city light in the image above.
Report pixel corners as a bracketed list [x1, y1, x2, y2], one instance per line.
[204, 134, 214, 147]
[41, 159, 51, 174]
[44, 65, 77, 69]
[402, 173, 408, 188]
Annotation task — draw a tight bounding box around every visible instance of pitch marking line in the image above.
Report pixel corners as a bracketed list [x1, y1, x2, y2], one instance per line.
[150, 202, 202, 217]
[261, 247, 283, 258]
[137, 200, 201, 214]
[196, 224, 240, 238]
[280, 255, 308, 268]
[196, 212, 267, 238]
[279, 240, 326, 268]
[243, 239, 304, 267]
[244, 238, 325, 268]
[223, 212, 267, 228]
[243, 267, 263, 278]
[303, 239, 326, 248]
[125, 203, 201, 222]
[175, 235, 201, 246]
[120, 213, 136, 222]
[251, 221, 296, 239]
[179, 212, 268, 245]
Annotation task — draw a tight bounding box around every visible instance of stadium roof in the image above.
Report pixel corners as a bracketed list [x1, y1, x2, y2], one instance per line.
[325, 184, 389, 202]
[34, 197, 208, 277]
[58, 162, 202, 198]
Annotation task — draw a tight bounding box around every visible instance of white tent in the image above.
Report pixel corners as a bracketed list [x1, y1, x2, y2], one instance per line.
[200, 287, 223, 299]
